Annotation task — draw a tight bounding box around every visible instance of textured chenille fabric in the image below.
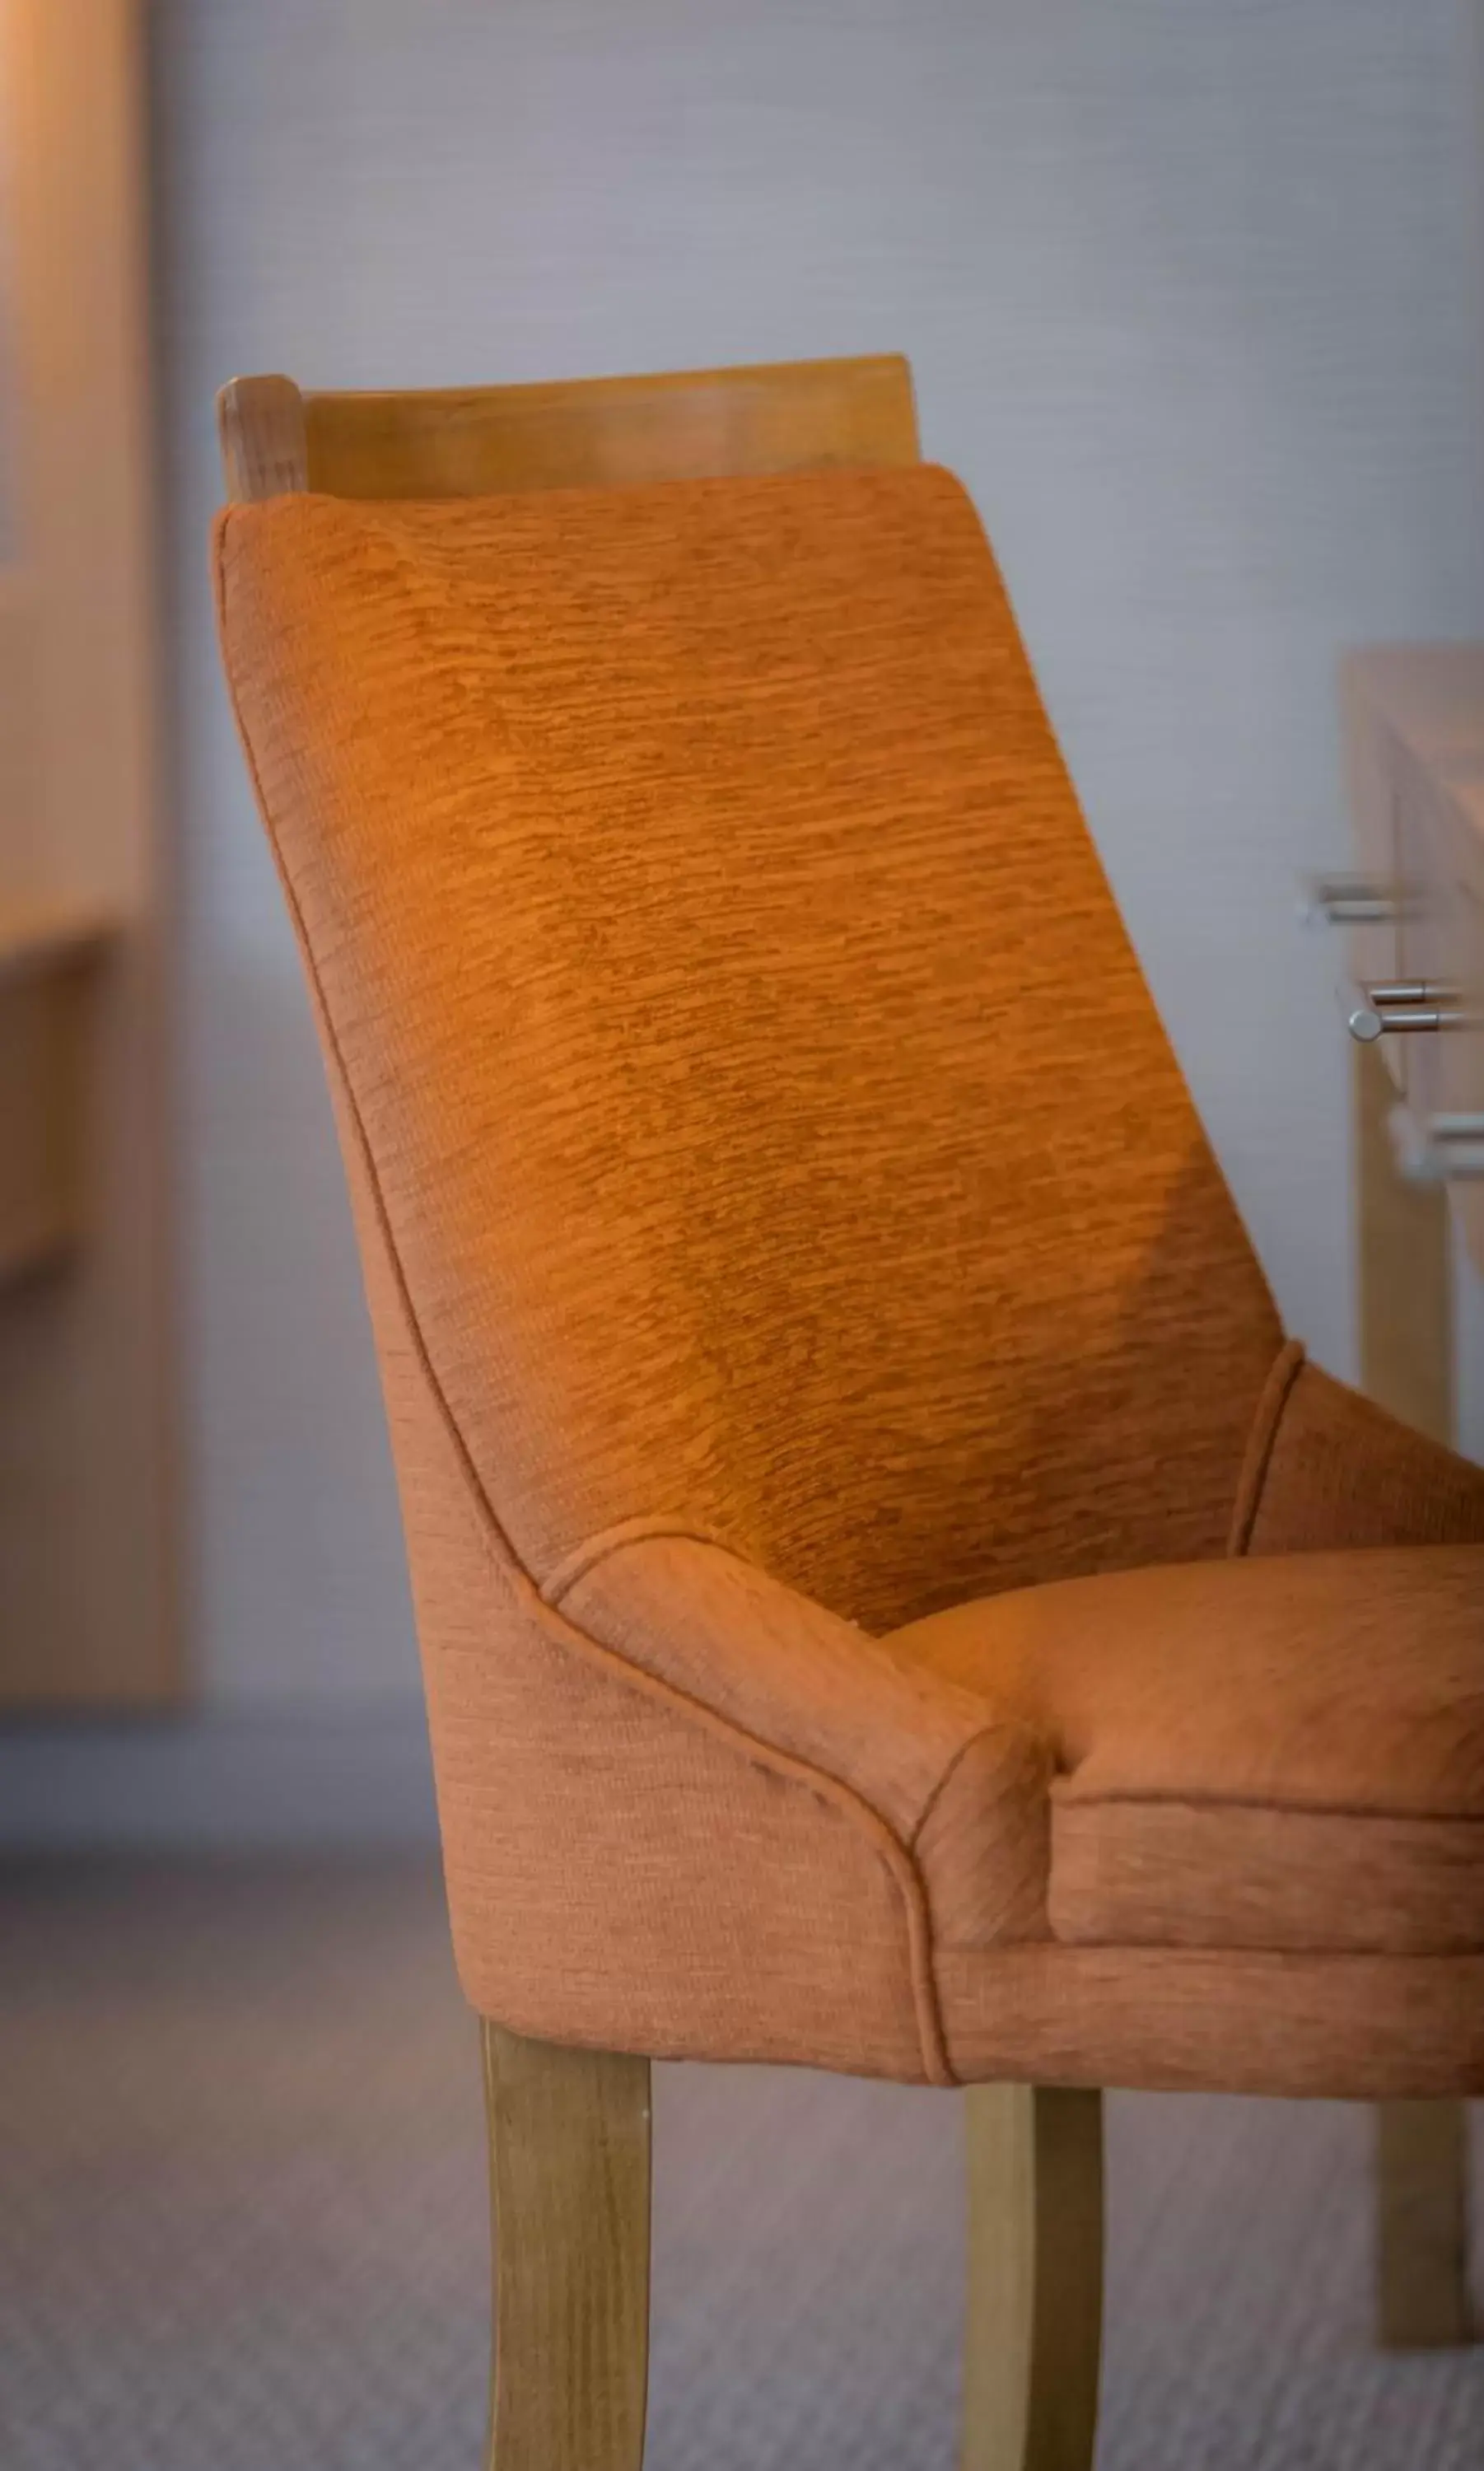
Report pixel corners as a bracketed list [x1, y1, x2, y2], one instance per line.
[889, 1548, 1484, 1964]
[214, 467, 1283, 1626]
[1230, 1342, 1484, 1556]
[216, 464, 1484, 2095]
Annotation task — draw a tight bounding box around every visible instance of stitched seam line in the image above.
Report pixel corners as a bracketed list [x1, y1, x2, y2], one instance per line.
[525, 1579, 951, 2083]
[214, 511, 954, 2086]
[542, 1518, 740, 1606]
[908, 1715, 1045, 1853]
[1057, 1786, 1484, 1828]
[932, 1944, 1484, 1973]
[557, 1525, 1037, 2007]
[1225, 1336, 1307, 1557]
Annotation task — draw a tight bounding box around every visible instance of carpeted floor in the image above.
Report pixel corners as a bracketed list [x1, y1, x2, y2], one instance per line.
[2, 1857, 1481, 2469]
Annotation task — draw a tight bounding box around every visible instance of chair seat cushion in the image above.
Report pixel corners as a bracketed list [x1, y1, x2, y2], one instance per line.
[887, 1546, 1484, 1958]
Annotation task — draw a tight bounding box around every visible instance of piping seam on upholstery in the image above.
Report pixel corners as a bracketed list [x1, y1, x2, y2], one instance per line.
[1226, 1336, 1306, 1556]
[213, 510, 956, 2087]
[908, 1714, 1048, 1853]
[1055, 1784, 1484, 1826]
[525, 1577, 953, 2084]
[1039, 1931, 1484, 1959]
[542, 1517, 741, 1607]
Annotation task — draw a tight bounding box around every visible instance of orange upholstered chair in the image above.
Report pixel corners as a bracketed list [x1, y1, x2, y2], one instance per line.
[215, 360, 1484, 2471]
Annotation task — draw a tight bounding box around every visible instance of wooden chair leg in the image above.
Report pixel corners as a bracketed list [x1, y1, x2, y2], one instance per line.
[481, 2020, 652, 2471]
[1375, 2100, 1472, 2348]
[1356, 1048, 1475, 2351]
[960, 2085, 1104, 2471]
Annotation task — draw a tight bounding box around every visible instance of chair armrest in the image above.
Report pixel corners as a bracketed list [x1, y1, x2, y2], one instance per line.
[550, 1532, 1048, 1927]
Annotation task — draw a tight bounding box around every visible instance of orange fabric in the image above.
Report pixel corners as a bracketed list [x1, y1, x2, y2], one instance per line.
[1233, 1350, 1484, 1555]
[213, 467, 1281, 1636]
[353, 1123, 940, 2079]
[562, 1535, 1054, 1959]
[936, 1946, 1484, 2098]
[889, 1546, 1484, 1964]
[214, 461, 1484, 2099]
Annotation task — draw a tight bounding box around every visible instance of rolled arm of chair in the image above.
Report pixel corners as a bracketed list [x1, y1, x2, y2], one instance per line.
[548, 1531, 1052, 1941]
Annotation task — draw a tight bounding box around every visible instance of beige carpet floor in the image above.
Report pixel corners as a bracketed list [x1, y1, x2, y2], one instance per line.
[2, 1856, 1482, 2469]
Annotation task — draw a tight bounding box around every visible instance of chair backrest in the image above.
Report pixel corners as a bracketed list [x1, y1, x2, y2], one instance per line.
[217, 355, 921, 505]
[214, 364, 1285, 1634]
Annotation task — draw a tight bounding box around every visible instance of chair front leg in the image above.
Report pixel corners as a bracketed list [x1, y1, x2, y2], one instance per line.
[481, 2020, 652, 2471]
[961, 2084, 1104, 2471]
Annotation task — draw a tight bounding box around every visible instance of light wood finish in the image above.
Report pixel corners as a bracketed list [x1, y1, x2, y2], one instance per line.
[0, 904, 115, 1285]
[0, 0, 176, 1705]
[1356, 1039, 1454, 1445]
[217, 374, 310, 504]
[961, 2085, 1104, 2471]
[0, 902, 114, 992]
[1344, 645, 1484, 1280]
[1343, 650, 1484, 2345]
[482, 2023, 651, 2471]
[0, 578, 41, 884]
[217, 353, 919, 506]
[1356, 1039, 1474, 2346]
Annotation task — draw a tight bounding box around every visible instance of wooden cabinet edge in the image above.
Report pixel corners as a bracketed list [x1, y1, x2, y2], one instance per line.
[0, 913, 119, 1291]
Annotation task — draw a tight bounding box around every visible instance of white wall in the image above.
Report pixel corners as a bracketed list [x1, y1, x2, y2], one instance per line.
[150, 0, 1484, 1717]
